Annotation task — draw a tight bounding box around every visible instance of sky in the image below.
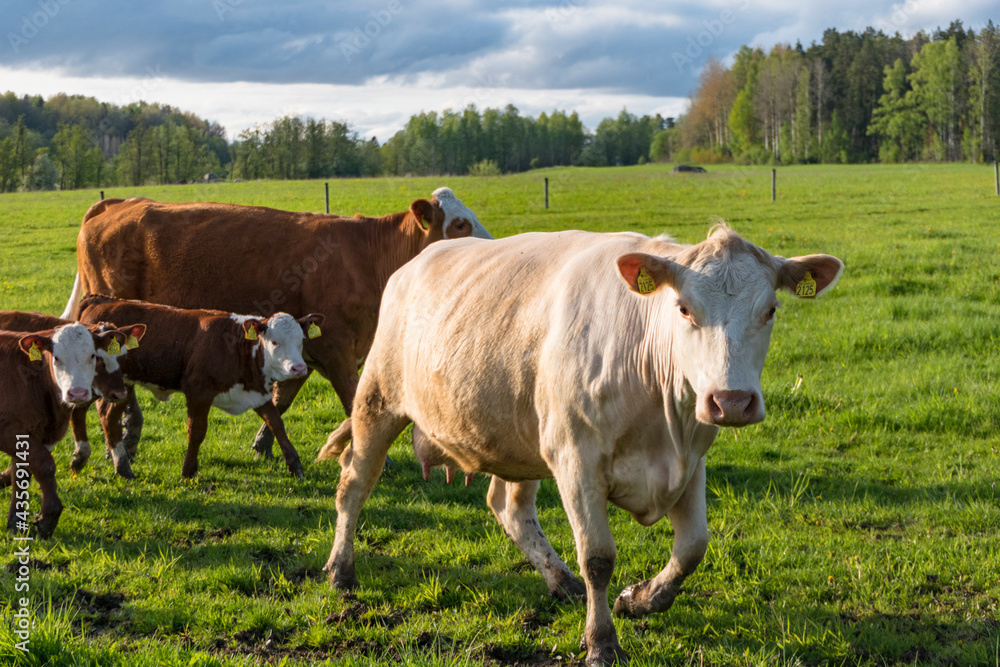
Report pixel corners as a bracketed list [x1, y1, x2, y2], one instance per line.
[0, 0, 995, 140]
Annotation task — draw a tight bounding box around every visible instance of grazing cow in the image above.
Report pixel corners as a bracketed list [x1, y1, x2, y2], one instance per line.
[0, 311, 143, 475]
[320, 226, 843, 666]
[78, 295, 324, 479]
[61, 188, 491, 458]
[1, 323, 131, 537]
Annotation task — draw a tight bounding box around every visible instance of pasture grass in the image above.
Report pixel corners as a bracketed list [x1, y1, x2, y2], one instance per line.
[1, 163, 999, 665]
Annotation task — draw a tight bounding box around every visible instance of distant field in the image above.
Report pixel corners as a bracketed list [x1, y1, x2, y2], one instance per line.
[1, 163, 999, 666]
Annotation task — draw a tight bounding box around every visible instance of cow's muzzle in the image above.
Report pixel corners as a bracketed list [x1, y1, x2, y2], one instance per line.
[65, 387, 92, 405]
[701, 390, 764, 426]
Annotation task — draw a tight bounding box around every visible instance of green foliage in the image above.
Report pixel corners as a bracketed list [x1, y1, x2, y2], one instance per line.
[466, 159, 501, 176]
[20, 150, 60, 191]
[1, 164, 1000, 665]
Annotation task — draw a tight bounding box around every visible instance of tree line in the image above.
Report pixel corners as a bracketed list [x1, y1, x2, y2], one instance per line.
[1, 19, 997, 192]
[674, 20, 1000, 164]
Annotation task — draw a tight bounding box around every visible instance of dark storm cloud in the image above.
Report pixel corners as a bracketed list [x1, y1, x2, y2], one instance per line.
[2, 0, 998, 98]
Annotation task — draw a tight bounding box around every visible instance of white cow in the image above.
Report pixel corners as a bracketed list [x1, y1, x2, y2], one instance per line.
[321, 225, 843, 666]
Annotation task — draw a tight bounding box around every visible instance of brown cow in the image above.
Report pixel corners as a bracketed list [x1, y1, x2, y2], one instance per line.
[78, 295, 324, 479]
[0, 311, 143, 475]
[60, 188, 491, 457]
[1, 323, 131, 537]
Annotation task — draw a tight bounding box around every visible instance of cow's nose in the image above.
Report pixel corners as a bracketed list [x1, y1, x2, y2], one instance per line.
[66, 387, 91, 404]
[290, 363, 307, 377]
[107, 388, 128, 403]
[706, 390, 761, 426]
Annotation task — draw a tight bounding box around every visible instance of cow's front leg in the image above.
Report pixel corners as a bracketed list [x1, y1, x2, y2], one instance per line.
[251, 374, 309, 458]
[181, 401, 212, 478]
[550, 445, 627, 666]
[487, 477, 585, 602]
[98, 397, 135, 479]
[68, 403, 93, 473]
[8, 442, 62, 538]
[254, 401, 304, 478]
[614, 456, 709, 619]
[324, 377, 407, 591]
[121, 386, 144, 459]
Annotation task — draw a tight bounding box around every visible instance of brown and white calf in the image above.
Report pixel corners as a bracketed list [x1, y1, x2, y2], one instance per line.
[320, 225, 843, 666]
[1, 323, 131, 537]
[0, 311, 144, 475]
[78, 295, 323, 479]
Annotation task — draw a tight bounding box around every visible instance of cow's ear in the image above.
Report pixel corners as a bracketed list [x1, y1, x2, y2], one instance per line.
[19, 334, 52, 361]
[242, 319, 266, 340]
[122, 324, 146, 350]
[297, 313, 325, 339]
[616, 253, 679, 295]
[409, 199, 437, 230]
[775, 254, 844, 299]
[95, 329, 129, 354]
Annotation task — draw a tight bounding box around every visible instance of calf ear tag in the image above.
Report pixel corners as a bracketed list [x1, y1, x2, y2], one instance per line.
[795, 271, 817, 298]
[28, 342, 42, 362]
[125, 333, 140, 350]
[307, 322, 322, 339]
[245, 324, 258, 341]
[107, 338, 122, 356]
[636, 268, 656, 294]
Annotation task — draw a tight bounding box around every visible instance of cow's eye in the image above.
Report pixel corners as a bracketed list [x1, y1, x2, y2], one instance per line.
[766, 306, 777, 321]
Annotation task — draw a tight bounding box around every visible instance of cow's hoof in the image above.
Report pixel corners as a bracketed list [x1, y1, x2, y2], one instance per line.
[33, 513, 61, 540]
[551, 572, 587, 603]
[252, 445, 274, 460]
[612, 580, 649, 618]
[288, 462, 305, 479]
[70, 455, 90, 474]
[613, 579, 678, 618]
[326, 564, 358, 591]
[585, 642, 629, 666]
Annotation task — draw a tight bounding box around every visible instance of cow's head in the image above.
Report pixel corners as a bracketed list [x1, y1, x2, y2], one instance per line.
[618, 225, 843, 427]
[410, 187, 492, 245]
[241, 313, 325, 382]
[19, 322, 131, 406]
[91, 322, 146, 403]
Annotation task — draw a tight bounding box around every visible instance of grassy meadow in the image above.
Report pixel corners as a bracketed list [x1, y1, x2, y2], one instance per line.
[0, 163, 998, 666]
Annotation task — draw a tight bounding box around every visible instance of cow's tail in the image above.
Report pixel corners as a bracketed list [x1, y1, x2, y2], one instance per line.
[316, 417, 353, 461]
[60, 272, 83, 320]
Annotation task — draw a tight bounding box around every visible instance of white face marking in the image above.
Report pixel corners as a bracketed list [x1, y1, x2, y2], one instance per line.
[673, 253, 776, 425]
[49, 323, 99, 405]
[432, 187, 493, 240]
[96, 347, 123, 374]
[212, 383, 271, 416]
[260, 313, 309, 382]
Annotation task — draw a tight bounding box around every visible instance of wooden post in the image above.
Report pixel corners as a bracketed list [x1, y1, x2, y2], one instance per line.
[771, 169, 776, 202]
[325, 182, 330, 213]
[544, 177, 549, 209]
[994, 161, 998, 196]
[99, 190, 104, 201]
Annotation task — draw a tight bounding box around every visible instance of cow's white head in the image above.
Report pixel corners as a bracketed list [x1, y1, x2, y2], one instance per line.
[410, 187, 492, 243]
[19, 323, 130, 406]
[618, 225, 843, 427]
[238, 313, 325, 382]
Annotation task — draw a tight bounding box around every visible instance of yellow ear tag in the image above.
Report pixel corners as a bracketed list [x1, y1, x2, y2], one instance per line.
[125, 334, 140, 350]
[795, 271, 817, 298]
[636, 268, 656, 294]
[28, 342, 42, 362]
[245, 325, 258, 341]
[107, 338, 122, 356]
[307, 322, 322, 339]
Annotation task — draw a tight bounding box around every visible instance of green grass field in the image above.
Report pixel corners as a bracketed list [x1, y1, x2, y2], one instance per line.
[1, 163, 999, 666]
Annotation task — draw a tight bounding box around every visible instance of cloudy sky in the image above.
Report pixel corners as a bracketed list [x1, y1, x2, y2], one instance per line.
[0, 0, 995, 140]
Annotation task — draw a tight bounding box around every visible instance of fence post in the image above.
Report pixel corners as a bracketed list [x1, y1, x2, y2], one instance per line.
[544, 177, 549, 209]
[994, 161, 998, 196]
[325, 182, 330, 214]
[100, 190, 104, 200]
[771, 169, 776, 202]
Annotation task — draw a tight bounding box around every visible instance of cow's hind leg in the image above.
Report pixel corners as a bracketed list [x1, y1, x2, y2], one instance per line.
[613, 456, 709, 619]
[251, 374, 309, 458]
[324, 381, 406, 591]
[181, 401, 212, 479]
[487, 478, 585, 602]
[549, 440, 627, 667]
